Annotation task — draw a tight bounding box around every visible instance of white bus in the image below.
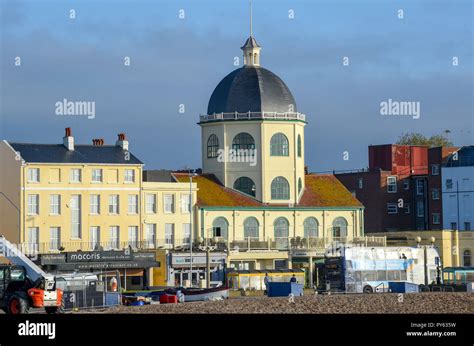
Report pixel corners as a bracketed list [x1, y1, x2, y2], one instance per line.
[322, 245, 441, 293]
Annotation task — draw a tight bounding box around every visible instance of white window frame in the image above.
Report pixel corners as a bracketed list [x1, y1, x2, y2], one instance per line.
[27, 168, 40, 182]
[49, 227, 60, 250]
[416, 180, 424, 196]
[27, 227, 39, 254]
[416, 201, 425, 218]
[387, 176, 397, 193]
[128, 194, 138, 214]
[90, 226, 100, 249]
[70, 195, 81, 239]
[91, 169, 103, 183]
[128, 226, 138, 247]
[164, 194, 175, 214]
[145, 194, 156, 214]
[165, 223, 174, 245]
[90, 195, 100, 214]
[49, 194, 61, 215]
[431, 164, 440, 176]
[109, 226, 120, 249]
[182, 223, 191, 245]
[387, 203, 398, 214]
[124, 169, 135, 183]
[70, 168, 82, 183]
[358, 178, 363, 189]
[432, 188, 440, 200]
[28, 194, 39, 215]
[146, 224, 157, 248]
[432, 213, 440, 225]
[109, 195, 119, 214]
[181, 194, 191, 213]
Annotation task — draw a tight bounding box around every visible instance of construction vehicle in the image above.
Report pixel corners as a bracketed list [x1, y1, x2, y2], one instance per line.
[0, 236, 64, 314]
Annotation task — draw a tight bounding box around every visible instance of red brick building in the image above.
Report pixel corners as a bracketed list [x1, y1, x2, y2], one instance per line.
[335, 144, 457, 233]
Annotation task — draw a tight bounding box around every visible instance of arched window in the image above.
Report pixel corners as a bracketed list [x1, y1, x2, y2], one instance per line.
[270, 133, 289, 156]
[298, 178, 303, 194]
[232, 133, 255, 151]
[332, 217, 348, 237]
[271, 177, 290, 200]
[244, 217, 259, 239]
[233, 177, 256, 197]
[464, 249, 472, 267]
[297, 135, 302, 158]
[207, 134, 219, 158]
[212, 217, 229, 240]
[304, 217, 319, 238]
[274, 217, 289, 249]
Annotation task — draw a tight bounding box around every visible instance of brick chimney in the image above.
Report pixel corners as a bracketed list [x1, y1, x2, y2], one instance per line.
[115, 133, 129, 151]
[63, 127, 74, 151]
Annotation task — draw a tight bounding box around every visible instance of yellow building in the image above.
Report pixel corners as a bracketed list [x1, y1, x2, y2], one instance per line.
[0, 130, 203, 288]
[0, 128, 144, 252]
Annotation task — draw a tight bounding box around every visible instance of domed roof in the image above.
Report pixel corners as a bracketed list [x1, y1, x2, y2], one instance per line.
[207, 66, 297, 115]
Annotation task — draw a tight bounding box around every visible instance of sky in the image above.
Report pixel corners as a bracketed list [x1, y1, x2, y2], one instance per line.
[1, 0, 473, 172]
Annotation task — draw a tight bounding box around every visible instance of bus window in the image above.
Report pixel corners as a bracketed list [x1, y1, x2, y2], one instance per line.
[387, 271, 396, 281]
[377, 271, 387, 281]
[362, 271, 376, 282]
[355, 271, 362, 282]
[401, 271, 407, 280]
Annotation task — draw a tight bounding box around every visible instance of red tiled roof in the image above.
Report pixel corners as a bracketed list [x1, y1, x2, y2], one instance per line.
[173, 173, 362, 208]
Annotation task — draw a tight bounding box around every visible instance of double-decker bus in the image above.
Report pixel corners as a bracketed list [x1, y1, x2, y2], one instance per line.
[321, 245, 441, 293]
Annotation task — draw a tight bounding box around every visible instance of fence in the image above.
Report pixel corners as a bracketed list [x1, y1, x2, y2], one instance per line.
[22, 235, 386, 255]
[55, 271, 122, 311]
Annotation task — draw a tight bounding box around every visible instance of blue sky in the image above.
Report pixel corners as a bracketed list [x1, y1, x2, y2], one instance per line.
[1, 0, 472, 171]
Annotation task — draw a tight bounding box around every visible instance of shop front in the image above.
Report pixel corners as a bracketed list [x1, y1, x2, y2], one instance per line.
[38, 249, 160, 291]
[290, 249, 325, 288]
[169, 251, 226, 287]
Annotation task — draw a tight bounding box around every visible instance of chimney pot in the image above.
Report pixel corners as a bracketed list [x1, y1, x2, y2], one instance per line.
[65, 127, 71, 137]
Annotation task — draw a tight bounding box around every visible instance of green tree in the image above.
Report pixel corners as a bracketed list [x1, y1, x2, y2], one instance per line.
[396, 132, 453, 147]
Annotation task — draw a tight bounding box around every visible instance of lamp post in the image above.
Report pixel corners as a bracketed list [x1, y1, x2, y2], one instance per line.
[199, 230, 217, 289]
[416, 236, 436, 286]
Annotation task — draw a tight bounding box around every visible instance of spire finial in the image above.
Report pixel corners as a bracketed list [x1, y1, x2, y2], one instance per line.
[249, 0, 253, 37]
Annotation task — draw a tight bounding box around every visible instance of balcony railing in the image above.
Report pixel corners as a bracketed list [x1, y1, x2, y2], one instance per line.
[199, 111, 306, 123]
[21, 236, 386, 256]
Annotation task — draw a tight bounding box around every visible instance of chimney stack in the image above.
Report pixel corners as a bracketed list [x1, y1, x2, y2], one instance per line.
[92, 138, 104, 146]
[115, 133, 129, 151]
[63, 127, 74, 151]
